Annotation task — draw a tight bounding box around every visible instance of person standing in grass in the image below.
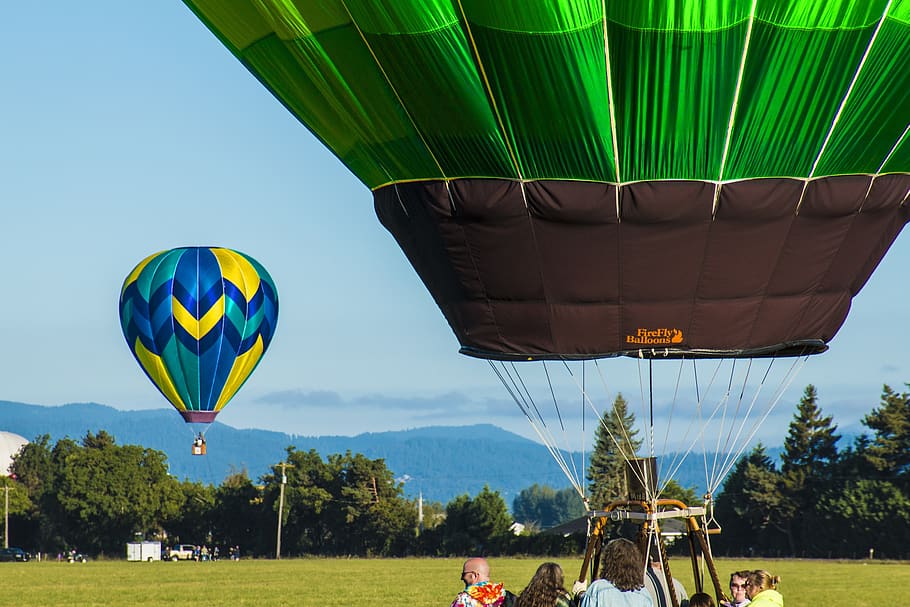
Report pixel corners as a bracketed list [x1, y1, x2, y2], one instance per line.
[721, 571, 751, 607]
[688, 593, 715, 607]
[452, 557, 515, 607]
[578, 539, 653, 607]
[515, 562, 576, 607]
[744, 571, 782, 607]
[645, 552, 688, 607]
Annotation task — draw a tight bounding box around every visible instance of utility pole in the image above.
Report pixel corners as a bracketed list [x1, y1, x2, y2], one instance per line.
[4, 484, 8, 549]
[275, 462, 290, 559]
[417, 491, 424, 537]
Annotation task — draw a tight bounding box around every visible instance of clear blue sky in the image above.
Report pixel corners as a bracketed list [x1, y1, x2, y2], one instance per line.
[2, 3, 908, 463]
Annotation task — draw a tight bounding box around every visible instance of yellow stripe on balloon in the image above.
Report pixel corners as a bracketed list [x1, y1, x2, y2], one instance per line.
[214, 335, 264, 410]
[171, 295, 225, 340]
[212, 248, 261, 301]
[134, 338, 187, 411]
[120, 250, 166, 297]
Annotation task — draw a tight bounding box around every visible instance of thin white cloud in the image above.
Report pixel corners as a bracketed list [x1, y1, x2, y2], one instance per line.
[254, 389, 343, 407]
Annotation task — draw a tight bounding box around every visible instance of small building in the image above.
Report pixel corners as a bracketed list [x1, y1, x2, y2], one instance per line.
[126, 541, 162, 562]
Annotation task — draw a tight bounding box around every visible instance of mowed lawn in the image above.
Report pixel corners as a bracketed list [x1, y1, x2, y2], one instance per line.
[0, 556, 901, 606]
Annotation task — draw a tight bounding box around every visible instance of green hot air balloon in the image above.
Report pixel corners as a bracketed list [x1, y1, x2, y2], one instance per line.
[120, 247, 279, 454]
[178, 0, 910, 585]
[180, 0, 910, 360]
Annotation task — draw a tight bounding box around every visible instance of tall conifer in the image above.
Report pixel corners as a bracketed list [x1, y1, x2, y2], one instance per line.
[586, 394, 642, 508]
[779, 384, 840, 554]
[862, 384, 910, 477]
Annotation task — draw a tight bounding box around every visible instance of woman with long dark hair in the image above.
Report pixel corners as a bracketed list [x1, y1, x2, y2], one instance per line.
[516, 562, 575, 607]
[580, 539, 651, 607]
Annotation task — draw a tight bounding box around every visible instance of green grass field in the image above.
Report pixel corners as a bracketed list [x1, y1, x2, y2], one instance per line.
[0, 556, 901, 606]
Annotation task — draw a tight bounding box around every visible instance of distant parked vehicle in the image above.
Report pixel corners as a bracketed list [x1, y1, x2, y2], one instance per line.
[166, 544, 197, 561]
[0, 547, 31, 562]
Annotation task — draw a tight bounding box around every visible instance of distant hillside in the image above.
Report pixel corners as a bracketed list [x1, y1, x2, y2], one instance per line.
[0, 400, 781, 506]
[0, 401, 574, 504]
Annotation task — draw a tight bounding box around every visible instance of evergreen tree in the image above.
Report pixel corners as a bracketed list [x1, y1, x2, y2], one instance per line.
[781, 385, 840, 474]
[779, 384, 841, 555]
[862, 384, 910, 479]
[815, 479, 910, 559]
[587, 394, 642, 508]
[712, 444, 785, 555]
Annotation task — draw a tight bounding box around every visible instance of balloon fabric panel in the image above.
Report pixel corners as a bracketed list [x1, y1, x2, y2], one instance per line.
[375, 177, 910, 359]
[182, 0, 910, 185]
[119, 247, 278, 422]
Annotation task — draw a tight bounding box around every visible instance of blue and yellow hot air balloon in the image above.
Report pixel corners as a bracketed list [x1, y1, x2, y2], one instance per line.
[119, 247, 278, 453]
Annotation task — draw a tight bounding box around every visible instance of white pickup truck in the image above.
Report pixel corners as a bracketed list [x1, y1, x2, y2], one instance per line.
[166, 544, 196, 561]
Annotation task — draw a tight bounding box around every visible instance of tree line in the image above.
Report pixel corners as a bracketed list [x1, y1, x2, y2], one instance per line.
[712, 383, 910, 559]
[3, 430, 582, 557]
[4, 382, 910, 559]
[562, 383, 910, 559]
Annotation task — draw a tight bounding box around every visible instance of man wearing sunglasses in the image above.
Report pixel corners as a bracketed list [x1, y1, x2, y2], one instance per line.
[452, 557, 515, 607]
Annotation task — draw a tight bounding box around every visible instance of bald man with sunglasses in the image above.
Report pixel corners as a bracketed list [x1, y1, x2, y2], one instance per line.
[452, 557, 516, 607]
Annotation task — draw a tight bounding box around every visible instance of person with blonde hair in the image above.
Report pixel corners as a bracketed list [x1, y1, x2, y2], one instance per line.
[516, 562, 575, 607]
[579, 539, 653, 607]
[744, 571, 782, 607]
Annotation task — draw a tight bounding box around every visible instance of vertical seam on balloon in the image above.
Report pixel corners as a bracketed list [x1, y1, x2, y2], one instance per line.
[868, 122, 910, 209]
[136, 252, 187, 411]
[740, 179, 800, 351]
[193, 248, 203, 410]
[454, 0, 525, 181]
[338, 1, 449, 182]
[692, 183, 725, 354]
[445, 181, 497, 345]
[393, 183, 410, 217]
[801, 0, 894, 214]
[714, 0, 758, 216]
[211, 249, 231, 412]
[877, 123, 910, 175]
[518, 181, 555, 352]
[791, 186, 863, 342]
[166, 249, 193, 411]
[237, 253, 264, 407]
[599, 0, 621, 195]
[220, 253, 247, 412]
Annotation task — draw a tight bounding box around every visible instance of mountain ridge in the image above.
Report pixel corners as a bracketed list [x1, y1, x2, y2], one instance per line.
[0, 400, 578, 504]
[0, 400, 779, 505]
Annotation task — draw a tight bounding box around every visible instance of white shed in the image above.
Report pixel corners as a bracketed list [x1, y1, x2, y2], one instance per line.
[126, 541, 162, 562]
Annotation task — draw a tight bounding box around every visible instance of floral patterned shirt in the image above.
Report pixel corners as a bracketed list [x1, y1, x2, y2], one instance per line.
[452, 581, 508, 607]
